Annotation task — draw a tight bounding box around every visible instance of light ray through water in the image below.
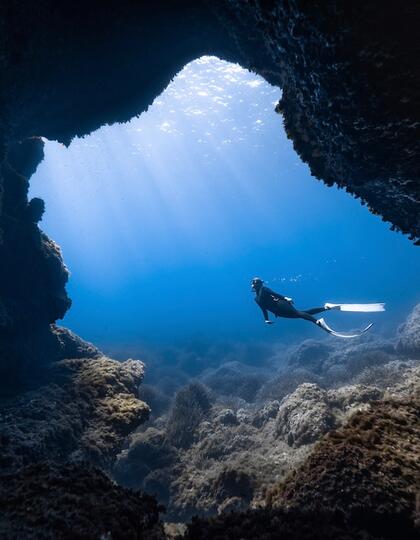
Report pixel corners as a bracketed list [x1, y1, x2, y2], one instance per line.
[30, 56, 420, 347]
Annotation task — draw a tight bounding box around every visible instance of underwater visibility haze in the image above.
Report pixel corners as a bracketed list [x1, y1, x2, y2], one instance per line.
[30, 56, 420, 352]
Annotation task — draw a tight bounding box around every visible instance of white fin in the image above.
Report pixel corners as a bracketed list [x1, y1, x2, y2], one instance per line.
[316, 318, 374, 338]
[325, 303, 385, 313]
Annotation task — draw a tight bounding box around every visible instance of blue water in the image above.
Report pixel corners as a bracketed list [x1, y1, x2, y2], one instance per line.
[30, 56, 420, 352]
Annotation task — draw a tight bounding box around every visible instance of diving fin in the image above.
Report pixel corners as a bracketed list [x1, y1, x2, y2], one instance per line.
[325, 303, 385, 313]
[316, 318, 374, 338]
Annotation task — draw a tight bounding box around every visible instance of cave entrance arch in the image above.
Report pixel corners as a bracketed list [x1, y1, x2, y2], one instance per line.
[28, 56, 420, 354]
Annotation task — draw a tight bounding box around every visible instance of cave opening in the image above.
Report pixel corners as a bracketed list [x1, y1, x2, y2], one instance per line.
[29, 56, 419, 351]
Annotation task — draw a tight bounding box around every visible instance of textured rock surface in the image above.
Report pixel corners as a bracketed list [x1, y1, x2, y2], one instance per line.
[276, 383, 334, 447]
[0, 354, 156, 539]
[397, 303, 420, 358]
[1, 1, 418, 238]
[115, 362, 419, 523]
[111, 309, 420, 525]
[0, 462, 164, 540]
[268, 399, 420, 533]
[276, 382, 384, 448]
[0, 356, 149, 471]
[181, 396, 420, 540]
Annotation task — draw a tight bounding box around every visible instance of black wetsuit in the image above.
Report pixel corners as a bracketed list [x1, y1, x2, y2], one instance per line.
[255, 286, 327, 325]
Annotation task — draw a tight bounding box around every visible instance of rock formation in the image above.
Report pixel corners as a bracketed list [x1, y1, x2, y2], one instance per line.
[184, 398, 420, 539]
[0, 340, 160, 539]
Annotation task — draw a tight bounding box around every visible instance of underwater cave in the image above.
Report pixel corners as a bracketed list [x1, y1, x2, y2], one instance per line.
[1, 2, 419, 539]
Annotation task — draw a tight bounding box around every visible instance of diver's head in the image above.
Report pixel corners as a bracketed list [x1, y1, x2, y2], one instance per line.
[251, 277, 264, 292]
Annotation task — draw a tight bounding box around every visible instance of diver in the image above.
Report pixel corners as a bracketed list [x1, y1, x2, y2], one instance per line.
[251, 277, 385, 338]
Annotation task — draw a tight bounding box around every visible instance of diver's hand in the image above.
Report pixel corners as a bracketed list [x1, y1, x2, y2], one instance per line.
[265, 320, 274, 325]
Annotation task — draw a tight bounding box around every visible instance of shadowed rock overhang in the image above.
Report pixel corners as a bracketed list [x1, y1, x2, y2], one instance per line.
[1, 1, 419, 239]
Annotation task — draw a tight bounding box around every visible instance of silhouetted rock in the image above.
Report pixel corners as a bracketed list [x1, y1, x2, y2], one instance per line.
[0, 462, 164, 540]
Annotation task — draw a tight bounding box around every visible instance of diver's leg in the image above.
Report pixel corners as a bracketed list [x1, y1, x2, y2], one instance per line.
[295, 310, 319, 324]
[303, 306, 328, 316]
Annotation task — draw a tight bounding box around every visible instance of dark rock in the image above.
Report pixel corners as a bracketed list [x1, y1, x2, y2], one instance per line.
[252, 400, 280, 428]
[114, 427, 177, 489]
[166, 382, 212, 448]
[1, 0, 419, 389]
[52, 325, 101, 360]
[0, 462, 164, 540]
[216, 408, 239, 426]
[1, 2, 418, 241]
[214, 467, 254, 505]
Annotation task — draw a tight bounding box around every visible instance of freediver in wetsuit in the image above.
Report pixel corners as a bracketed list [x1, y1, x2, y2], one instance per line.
[251, 277, 384, 338]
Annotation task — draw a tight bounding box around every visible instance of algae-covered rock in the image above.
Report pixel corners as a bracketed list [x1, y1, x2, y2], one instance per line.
[276, 383, 334, 447]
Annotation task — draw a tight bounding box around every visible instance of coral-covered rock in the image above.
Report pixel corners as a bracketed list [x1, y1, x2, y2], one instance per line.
[327, 384, 382, 410]
[269, 399, 420, 528]
[183, 396, 420, 540]
[0, 357, 149, 472]
[252, 400, 280, 428]
[276, 384, 335, 447]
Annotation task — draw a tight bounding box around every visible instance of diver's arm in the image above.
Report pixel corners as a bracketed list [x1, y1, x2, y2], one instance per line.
[261, 307, 274, 324]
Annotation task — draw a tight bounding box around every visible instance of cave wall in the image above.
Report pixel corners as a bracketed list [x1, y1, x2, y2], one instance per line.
[0, 0, 419, 388]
